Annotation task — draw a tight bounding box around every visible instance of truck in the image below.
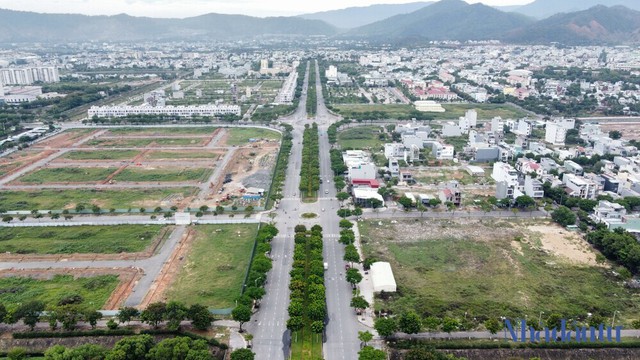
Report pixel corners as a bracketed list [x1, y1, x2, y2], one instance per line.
[323, 262, 328, 271]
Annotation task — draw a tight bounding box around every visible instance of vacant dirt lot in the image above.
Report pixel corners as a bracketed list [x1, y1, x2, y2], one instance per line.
[527, 224, 601, 266]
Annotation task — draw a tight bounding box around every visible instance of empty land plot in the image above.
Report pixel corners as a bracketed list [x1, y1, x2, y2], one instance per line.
[359, 219, 640, 324]
[224, 128, 281, 146]
[333, 103, 529, 120]
[0, 150, 53, 177]
[337, 126, 387, 150]
[33, 129, 94, 148]
[0, 225, 166, 254]
[106, 127, 218, 136]
[0, 188, 197, 211]
[0, 274, 119, 310]
[113, 167, 212, 183]
[145, 150, 222, 160]
[84, 138, 206, 148]
[16, 167, 117, 184]
[165, 224, 258, 308]
[60, 150, 141, 161]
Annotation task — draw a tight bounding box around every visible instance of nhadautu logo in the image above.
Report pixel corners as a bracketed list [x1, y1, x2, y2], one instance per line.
[504, 319, 622, 343]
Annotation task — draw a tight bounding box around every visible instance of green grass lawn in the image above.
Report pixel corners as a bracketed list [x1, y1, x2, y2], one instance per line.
[290, 330, 323, 360]
[145, 151, 221, 160]
[0, 225, 166, 254]
[359, 219, 640, 326]
[17, 167, 117, 184]
[225, 128, 281, 146]
[0, 274, 119, 310]
[113, 167, 212, 182]
[165, 224, 258, 308]
[61, 150, 141, 161]
[333, 103, 529, 120]
[337, 125, 386, 150]
[84, 138, 204, 148]
[107, 127, 218, 136]
[0, 188, 198, 211]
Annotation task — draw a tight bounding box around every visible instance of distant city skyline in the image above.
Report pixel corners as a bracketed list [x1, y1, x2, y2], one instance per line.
[0, 0, 534, 18]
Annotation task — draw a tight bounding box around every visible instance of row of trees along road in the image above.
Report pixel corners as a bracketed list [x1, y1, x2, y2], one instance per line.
[299, 123, 320, 198]
[287, 225, 326, 342]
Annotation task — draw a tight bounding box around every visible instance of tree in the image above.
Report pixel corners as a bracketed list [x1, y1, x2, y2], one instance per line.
[105, 335, 155, 360]
[286, 316, 304, 332]
[140, 302, 166, 329]
[423, 316, 442, 332]
[147, 337, 212, 360]
[230, 349, 255, 360]
[307, 301, 326, 322]
[339, 219, 353, 228]
[352, 207, 363, 216]
[358, 346, 386, 360]
[45, 344, 108, 360]
[84, 309, 102, 329]
[551, 206, 577, 227]
[117, 306, 139, 324]
[311, 320, 324, 333]
[346, 268, 363, 286]
[336, 192, 350, 202]
[429, 198, 442, 207]
[398, 196, 413, 210]
[7, 347, 27, 360]
[609, 130, 622, 140]
[374, 317, 397, 338]
[350, 296, 369, 311]
[399, 311, 422, 334]
[344, 244, 360, 264]
[14, 300, 45, 331]
[232, 305, 252, 332]
[370, 199, 383, 209]
[514, 195, 536, 209]
[188, 304, 214, 331]
[358, 331, 373, 346]
[165, 301, 187, 331]
[485, 318, 502, 335]
[442, 317, 460, 334]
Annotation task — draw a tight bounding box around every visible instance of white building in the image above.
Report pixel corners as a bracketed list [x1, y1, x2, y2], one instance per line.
[524, 176, 544, 199]
[0, 67, 60, 85]
[591, 200, 626, 227]
[492, 162, 519, 186]
[275, 70, 298, 104]
[384, 143, 405, 160]
[370, 262, 397, 293]
[343, 150, 376, 181]
[491, 117, 504, 134]
[442, 122, 462, 137]
[432, 142, 454, 160]
[545, 122, 567, 145]
[325, 65, 338, 81]
[88, 104, 241, 118]
[564, 174, 597, 199]
[414, 101, 445, 113]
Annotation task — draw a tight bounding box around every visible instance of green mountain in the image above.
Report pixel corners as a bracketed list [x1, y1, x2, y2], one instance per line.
[299, 2, 433, 29]
[507, 5, 640, 45]
[513, 0, 640, 20]
[347, 0, 533, 41]
[0, 9, 337, 42]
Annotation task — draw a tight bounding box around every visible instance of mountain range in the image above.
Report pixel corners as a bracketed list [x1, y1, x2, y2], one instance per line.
[1, 1, 640, 45]
[0, 9, 337, 42]
[298, 2, 433, 29]
[512, 0, 640, 20]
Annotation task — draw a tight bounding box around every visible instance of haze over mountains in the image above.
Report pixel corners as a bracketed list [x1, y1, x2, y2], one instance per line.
[0, 0, 640, 45]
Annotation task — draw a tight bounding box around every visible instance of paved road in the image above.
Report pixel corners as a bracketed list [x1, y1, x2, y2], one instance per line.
[312, 60, 365, 360]
[196, 148, 237, 202]
[358, 208, 548, 220]
[249, 62, 310, 360]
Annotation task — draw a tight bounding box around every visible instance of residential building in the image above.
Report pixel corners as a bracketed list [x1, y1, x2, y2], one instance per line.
[563, 160, 584, 176]
[545, 121, 567, 145]
[353, 188, 385, 208]
[442, 122, 462, 137]
[591, 201, 626, 227]
[389, 159, 400, 177]
[524, 176, 544, 199]
[432, 142, 454, 160]
[88, 104, 241, 118]
[439, 181, 462, 206]
[564, 174, 597, 199]
[0, 67, 59, 85]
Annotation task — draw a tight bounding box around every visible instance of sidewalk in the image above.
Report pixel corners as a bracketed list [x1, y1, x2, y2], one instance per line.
[351, 220, 376, 332]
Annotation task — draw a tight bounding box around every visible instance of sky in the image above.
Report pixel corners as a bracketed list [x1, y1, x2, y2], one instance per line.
[0, 0, 534, 18]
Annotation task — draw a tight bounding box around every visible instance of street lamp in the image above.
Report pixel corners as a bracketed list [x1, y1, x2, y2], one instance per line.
[612, 310, 619, 328]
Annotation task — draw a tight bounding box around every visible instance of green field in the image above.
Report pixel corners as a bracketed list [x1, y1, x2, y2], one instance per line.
[84, 138, 205, 148]
[360, 219, 640, 326]
[62, 150, 140, 161]
[0, 275, 119, 310]
[225, 128, 281, 146]
[17, 167, 117, 184]
[0, 188, 197, 210]
[0, 225, 166, 254]
[107, 127, 218, 136]
[290, 331, 323, 360]
[165, 224, 258, 308]
[333, 103, 529, 120]
[145, 151, 221, 160]
[337, 126, 387, 150]
[113, 167, 212, 182]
